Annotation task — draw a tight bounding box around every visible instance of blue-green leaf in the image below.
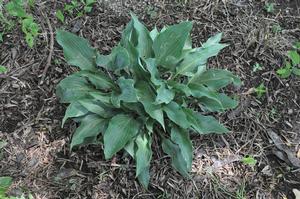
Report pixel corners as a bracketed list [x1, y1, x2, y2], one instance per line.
[104, 114, 140, 159]
[135, 81, 165, 129]
[135, 134, 152, 188]
[163, 102, 190, 129]
[62, 102, 88, 127]
[162, 138, 190, 177]
[117, 77, 138, 103]
[171, 126, 193, 170]
[56, 74, 97, 103]
[184, 108, 229, 134]
[56, 30, 97, 70]
[189, 69, 241, 90]
[71, 114, 108, 149]
[153, 21, 193, 68]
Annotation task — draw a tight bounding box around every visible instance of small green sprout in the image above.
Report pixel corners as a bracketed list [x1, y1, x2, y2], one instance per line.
[276, 48, 300, 78]
[82, 0, 96, 13]
[0, 176, 12, 197]
[0, 65, 7, 73]
[241, 156, 257, 166]
[255, 83, 266, 98]
[252, 62, 263, 72]
[265, 2, 275, 13]
[56, 9, 64, 23]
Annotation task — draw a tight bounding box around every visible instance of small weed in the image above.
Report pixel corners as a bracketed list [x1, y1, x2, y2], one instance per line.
[255, 83, 266, 98]
[241, 155, 257, 166]
[0, 65, 7, 73]
[56, 9, 64, 23]
[252, 62, 263, 72]
[82, 0, 96, 13]
[4, 0, 39, 47]
[276, 43, 300, 78]
[265, 2, 275, 13]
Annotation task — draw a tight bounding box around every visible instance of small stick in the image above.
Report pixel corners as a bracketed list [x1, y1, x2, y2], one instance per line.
[39, 16, 54, 85]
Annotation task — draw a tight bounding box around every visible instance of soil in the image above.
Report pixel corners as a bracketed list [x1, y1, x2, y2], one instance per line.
[0, 0, 300, 198]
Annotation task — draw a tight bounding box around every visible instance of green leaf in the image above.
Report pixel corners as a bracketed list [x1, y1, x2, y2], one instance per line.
[162, 138, 190, 177]
[135, 81, 165, 129]
[71, 114, 108, 149]
[130, 13, 153, 58]
[56, 73, 97, 103]
[0, 66, 7, 74]
[62, 102, 88, 127]
[184, 108, 229, 134]
[153, 21, 193, 68]
[241, 156, 257, 166]
[171, 126, 193, 170]
[276, 62, 292, 78]
[135, 134, 152, 188]
[104, 114, 140, 159]
[189, 69, 241, 90]
[288, 50, 300, 66]
[88, 91, 112, 105]
[102, 45, 131, 72]
[163, 102, 190, 129]
[0, 176, 12, 194]
[78, 99, 114, 118]
[175, 33, 228, 77]
[76, 70, 115, 90]
[56, 30, 97, 70]
[117, 77, 138, 102]
[292, 67, 300, 76]
[254, 83, 266, 98]
[144, 58, 163, 86]
[199, 93, 238, 112]
[5, 0, 27, 17]
[155, 84, 175, 104]
[149, 27, 159, 41]
[22, 17, 39, 48]
[56, 10, 65, 23]
[137, 166, 150, 189]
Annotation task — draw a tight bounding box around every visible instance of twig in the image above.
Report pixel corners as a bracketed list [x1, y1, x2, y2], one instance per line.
[39, 16, 54, 85]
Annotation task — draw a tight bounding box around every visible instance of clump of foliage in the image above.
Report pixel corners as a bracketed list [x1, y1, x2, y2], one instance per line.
[62, 0, 96, 19]
[276, 43, 300, 78]
[56, 13, 241, 188]
[254, 83, 266, 98]
[264, 2, 275, 13]
[3, 0, 39, 47]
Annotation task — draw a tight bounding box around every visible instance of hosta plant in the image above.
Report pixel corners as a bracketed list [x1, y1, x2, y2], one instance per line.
[56, 13, 241, 188]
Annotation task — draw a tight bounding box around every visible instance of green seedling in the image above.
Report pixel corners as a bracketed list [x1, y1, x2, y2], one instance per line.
[0, 65, 7, 73]
[265, 2, 275, 13]
[276, 48, 300, 78]
[4, 0, 39, 47]
[64, 0, 79, 15]
[56, 13, 241, 188]
[241, 156, 257, 166]
[21, 16, 39, 48]
[252, 62, 263, 72]
[82, 0, 96, 13]
[56, 9, 64, 23]
[255, 83, 266, 98]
